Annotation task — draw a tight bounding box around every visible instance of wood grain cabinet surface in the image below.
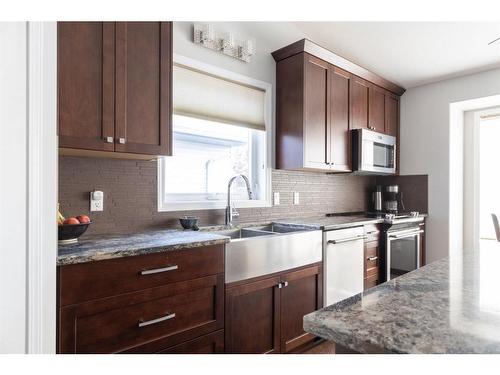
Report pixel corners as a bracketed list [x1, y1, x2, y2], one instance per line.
[273, 40, 404, 173]
[58, 21, 172, 157]
[57, 244, 224, 354]
[225, 263, 323, 354]
[364, 224, 381, 290]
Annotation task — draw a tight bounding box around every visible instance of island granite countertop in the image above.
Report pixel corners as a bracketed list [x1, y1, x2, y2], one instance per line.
[58, 229, 230, 266]
[303, 247, 500, 354]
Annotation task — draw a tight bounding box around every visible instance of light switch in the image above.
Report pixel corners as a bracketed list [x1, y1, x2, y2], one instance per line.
[273, 192, 280, 206]
[293, 192, 300, 205]
[90, 190, 104, 212]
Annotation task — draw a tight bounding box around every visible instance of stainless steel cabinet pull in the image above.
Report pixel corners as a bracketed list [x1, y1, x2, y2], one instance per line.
[277, 281, 289, 288]
[138, 312, 175, 328]
[327, 235, 367, 245]
[278, 282, 283, 288]
[118, 137, 126, 144]
[389, 230, 424, 239]
[367, 256, 378, 261]
[283, 281, 288, 287]
[105, 136, 114, 143]
[140, 265, 178, 275]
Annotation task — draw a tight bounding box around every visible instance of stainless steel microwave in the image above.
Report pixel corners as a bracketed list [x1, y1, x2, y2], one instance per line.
[351, 129, 396, 175]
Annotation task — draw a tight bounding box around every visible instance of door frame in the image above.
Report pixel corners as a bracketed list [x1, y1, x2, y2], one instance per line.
[27, 21, 58, 354]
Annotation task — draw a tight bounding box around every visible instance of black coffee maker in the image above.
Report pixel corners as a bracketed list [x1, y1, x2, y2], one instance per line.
[383, 185, 405, 214]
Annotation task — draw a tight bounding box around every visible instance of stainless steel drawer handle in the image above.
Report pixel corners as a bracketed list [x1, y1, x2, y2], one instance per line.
[118, 137, 126, 144]
[367, 256, 378, 261]
[140, 265, 178, 275]
[138, 312, 176, 328]
[327, 235, 367, 244]
[389, 230, 424, 239]
[105, 136, 114, 143]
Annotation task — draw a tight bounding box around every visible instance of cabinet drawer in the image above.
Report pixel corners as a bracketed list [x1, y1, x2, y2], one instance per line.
[59, 244, 224, 306]
[364, 241, 379, 278]
[59, 274, 224, 353]
[156, 330, 224, 354]
[364, 224, 381, 242]
[364, 273, 379, 290]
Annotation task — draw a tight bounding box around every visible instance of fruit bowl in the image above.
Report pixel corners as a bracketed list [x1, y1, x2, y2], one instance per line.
[58, 221, 92, 245]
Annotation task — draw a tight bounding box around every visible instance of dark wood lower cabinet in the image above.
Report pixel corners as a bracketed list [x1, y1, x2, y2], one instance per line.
[156, 330, 224, 354]
[225, 276, 281, 354]
[57, 244, 224, 354]
[225, 263, 323, 354]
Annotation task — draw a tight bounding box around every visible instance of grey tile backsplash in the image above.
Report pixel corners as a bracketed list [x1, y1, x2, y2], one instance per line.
[59, 156, 427, 236]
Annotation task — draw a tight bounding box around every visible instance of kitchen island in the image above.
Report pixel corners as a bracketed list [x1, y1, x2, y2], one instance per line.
[304, 246, 500, 353]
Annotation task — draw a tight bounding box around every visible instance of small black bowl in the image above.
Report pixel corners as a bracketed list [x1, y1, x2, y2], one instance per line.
[179, 216, 199, 231]
[58, 221, 92, 245]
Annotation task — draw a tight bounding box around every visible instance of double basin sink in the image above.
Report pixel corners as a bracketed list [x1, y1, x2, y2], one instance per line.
[209, 223, 323, 283]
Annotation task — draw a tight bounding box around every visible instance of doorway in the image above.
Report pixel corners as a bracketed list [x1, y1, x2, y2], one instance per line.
[478, 112, 500, 242]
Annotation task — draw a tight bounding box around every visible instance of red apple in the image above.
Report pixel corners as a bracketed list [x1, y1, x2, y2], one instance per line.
[76, 215, 90, 224]
[63, 217, 80, 225]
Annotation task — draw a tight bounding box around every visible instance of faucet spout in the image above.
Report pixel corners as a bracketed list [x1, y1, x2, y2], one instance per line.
[225, 174, 253, 227]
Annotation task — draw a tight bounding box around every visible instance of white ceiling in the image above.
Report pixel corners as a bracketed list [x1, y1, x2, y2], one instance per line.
[293, 22, 500, 88]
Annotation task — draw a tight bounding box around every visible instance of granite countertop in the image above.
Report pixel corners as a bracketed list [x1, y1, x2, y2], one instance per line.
[57, 215, 385, 266]
[57, 229, 230, 266]
[273, 215, 384, 230]
[303, 246, 500, 353]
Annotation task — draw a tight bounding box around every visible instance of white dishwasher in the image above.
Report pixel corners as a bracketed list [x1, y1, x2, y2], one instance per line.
[324, 226, 365, 305]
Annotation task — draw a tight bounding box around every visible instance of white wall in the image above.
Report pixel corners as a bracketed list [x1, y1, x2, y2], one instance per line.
[400, 68, 500, 262]
[174, 22, 306, 167]
[0, 22, 28, 353]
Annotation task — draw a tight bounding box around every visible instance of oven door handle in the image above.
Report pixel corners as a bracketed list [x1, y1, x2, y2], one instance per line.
[389, 230, 424, 239]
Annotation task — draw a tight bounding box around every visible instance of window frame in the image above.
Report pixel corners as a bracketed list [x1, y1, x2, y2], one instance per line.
[157, 54, 273, 212]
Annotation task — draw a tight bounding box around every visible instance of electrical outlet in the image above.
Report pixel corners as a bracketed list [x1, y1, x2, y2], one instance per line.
[293, 192, 300, 205]
[90, 190, 104, 212]
[273, 192, 280, 206]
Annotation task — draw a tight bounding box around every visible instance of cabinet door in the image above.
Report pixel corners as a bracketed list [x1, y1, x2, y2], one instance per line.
[329, 67, 351, 172]
[385, 94, 399, 137]
[58, 22, 115, 151]
[225, 276, 281, 354]
[368, 86, 385, 133]
[280, 264, 323, 353]
[115, 22, 172, 156]
[303, 55, 330, 170]
[350, 77, 369, 130]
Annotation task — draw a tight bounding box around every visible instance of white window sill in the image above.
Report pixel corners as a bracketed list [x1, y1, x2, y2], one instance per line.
[158, 199, 271, 212]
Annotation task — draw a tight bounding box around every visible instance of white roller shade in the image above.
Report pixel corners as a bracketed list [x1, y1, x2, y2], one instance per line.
[173, 64, 266, 131]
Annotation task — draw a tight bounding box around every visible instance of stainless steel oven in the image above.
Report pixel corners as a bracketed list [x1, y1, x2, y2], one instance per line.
[351, 129, 396, 175]
[385, 224, 424, 281]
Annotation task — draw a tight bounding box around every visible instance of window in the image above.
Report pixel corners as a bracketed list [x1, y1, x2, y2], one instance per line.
[158, 56, 271, 211]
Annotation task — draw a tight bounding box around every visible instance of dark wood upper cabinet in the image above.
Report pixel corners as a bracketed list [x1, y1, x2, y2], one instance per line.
[349, 77, 369, 131]
[276, 53, 351, 172]
[58, 21, 172, 157]
[273, 39, 404, 174]
[225, 263, 322, 354]
[303, 55, 329, 170]
[385, 94, 399, 137]
[329, 67, 351, 171]
[225, 276, 281, 354]
[58, 22, 115, 152]
[115, 22, 171, 156]
[368, 86, 386, 133]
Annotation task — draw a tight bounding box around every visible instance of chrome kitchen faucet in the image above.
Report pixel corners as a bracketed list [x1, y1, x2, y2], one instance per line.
[225, 174, 253, 227]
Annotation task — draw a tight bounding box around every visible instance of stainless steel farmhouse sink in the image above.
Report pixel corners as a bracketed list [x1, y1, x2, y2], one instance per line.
[211, 224, 322, 283]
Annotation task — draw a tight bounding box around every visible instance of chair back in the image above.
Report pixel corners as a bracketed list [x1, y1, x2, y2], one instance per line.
[491, 214, 500, 242]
